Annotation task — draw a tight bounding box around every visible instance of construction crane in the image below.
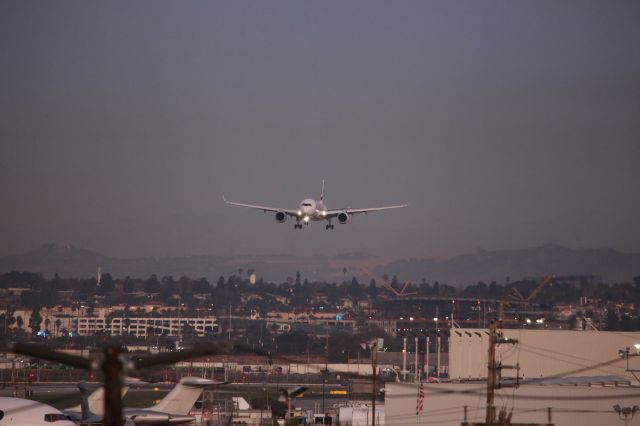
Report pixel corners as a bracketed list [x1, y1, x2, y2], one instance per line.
[361, 268, 417, 297]
[509, 275, 554, 304]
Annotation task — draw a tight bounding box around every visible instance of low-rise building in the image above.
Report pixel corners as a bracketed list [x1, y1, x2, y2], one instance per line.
[77, 315, 220, 338]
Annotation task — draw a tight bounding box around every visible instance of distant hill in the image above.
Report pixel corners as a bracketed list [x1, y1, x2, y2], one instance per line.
[374, 244, 640, 285]
[0, 243, 638, 284]
[0, 243, 337, 282]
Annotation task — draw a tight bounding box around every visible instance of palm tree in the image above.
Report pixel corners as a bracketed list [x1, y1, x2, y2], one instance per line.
[105, 313, 114, 336]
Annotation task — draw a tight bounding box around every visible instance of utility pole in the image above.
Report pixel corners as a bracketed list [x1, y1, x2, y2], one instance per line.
[436, 332, 441, 380]
[228, 303, 232, 341]
[323, 321, 329, 416]
[13, 342, 220, 426]
[619, 347, 640, 383]
[486, 320, 497, 424]
[435, 305, 441, 380]
[103, 346, 124, 426]
[485, 320, 519, 425]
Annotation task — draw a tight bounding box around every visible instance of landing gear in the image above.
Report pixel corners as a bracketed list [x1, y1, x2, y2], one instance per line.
[294, 223, 302, 229]
[325, 224, 334, 230]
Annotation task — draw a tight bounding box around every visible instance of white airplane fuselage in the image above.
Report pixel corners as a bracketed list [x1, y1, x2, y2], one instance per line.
[0, 397, 77, 426]
[297, 198, 328, 221]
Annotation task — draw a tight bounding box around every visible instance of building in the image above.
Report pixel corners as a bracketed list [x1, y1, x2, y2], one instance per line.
[0, 307, 220, 338]
[385, 381, 640, 426]
[265, 310, 356, 334]
[76, 315, 220, 338]
[448, 328, 640, 381]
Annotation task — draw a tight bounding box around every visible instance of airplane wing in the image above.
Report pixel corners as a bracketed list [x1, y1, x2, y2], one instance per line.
[223, 196, 299, 217]
[325, 204, 407, 217]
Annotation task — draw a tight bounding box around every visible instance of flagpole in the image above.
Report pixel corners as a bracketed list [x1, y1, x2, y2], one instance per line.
[416, 376, 424, 425]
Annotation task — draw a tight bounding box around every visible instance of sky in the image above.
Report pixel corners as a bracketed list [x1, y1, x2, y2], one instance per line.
[0, 1, 639, 259]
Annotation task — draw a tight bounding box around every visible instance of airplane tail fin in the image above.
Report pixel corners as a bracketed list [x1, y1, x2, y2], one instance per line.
[151, 377, 217, 415]
[232, 397, 252, 410]
[71, 383, 129, 417]
[320, 180, 325, 201]
[78, 383, 93, 420]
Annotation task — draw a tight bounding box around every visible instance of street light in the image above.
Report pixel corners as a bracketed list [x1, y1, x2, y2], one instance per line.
[613, 404, 639, 425]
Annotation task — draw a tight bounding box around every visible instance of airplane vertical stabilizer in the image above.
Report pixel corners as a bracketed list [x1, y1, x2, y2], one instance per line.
[66, 384, 129, 416]
[151, 377, 216, 415]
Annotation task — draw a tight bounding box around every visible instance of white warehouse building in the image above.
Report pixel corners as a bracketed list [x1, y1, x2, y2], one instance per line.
[448, 328, 640, 381]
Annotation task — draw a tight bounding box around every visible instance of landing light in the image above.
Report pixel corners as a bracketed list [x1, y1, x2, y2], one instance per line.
[297, 210, 302, 216]
[304, 216, 310, 222]
[321, 211, 327, 216]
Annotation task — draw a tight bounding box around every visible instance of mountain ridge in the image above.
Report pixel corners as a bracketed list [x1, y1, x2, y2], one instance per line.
[0, 243, 638, 284]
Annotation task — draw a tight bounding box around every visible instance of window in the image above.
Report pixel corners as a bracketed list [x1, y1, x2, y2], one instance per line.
[44, 413, 68, 422]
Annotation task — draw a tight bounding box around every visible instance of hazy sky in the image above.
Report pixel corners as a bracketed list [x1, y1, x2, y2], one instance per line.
[1, 1, 639, 259]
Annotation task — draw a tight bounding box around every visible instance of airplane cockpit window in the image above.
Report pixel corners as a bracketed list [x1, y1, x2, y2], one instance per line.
[44, 413, 69, 422]
[302, 203, 313, 206]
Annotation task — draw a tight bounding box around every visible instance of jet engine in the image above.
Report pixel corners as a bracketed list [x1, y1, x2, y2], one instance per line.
[129, 413, 171, 423]
[275, 211, 287, 223]
[337, 212, 349, 224]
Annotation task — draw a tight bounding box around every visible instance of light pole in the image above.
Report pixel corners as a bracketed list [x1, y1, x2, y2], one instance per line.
[433, 313, 440, 380]
[423, 333, 430, 379]
[414, 334, 419, 383]
[400, 332, 407, 382]
[614, 404, 639, 425]
[371, 340, 378, 426]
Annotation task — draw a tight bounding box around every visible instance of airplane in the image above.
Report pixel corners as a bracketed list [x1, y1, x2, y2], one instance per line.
[71, 377, 224, 426]
[223, 181, 407, 229]
[63, 382, 131, 422]
[0, 397, 77, 426]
